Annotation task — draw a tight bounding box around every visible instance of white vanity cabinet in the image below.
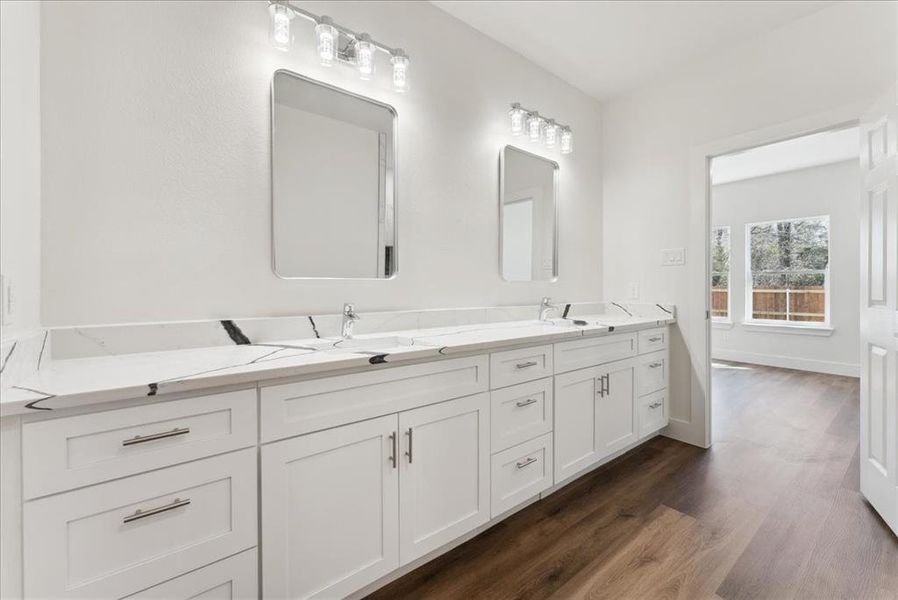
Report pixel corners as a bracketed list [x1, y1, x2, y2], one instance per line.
[261, 415, 400, 599]
[261, 393, 490, 598]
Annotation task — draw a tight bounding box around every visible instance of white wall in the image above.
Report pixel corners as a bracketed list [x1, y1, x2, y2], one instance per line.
[0, 1, 41, 338]
[602, 1, 896, 442]
[711, 160, 860, 376]
[39, 0, 603, 326]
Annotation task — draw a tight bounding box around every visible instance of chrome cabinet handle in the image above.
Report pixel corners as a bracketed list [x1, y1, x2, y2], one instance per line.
[123, 497, 190, 524]
[648, 336, 662, 342]
[648, 362, 663, 369]
[515, 361, 538, 369]
[405, 428, 413, 464]
[516, 457, 538, 469]
[516, 398, 538, 407]
[596, 374, 608, 397]
[122, 427, 190, 447]
[649, 401, 663, 409]
[606, 374, 611, 396]
[389, 431, 398, 469]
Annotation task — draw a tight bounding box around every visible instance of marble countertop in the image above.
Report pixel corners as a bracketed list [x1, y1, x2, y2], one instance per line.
[0, 311, 674, 417]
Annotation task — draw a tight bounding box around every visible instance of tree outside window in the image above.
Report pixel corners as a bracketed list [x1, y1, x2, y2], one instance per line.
[711, 227, 730, 320]
[747, 216, 829, 323]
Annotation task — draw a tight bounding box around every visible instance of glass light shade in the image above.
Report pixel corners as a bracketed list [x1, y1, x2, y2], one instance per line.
[356, 36, 375, 80]
[269, 3, 293, 52]
[509, 104, 525, 136]
[544, 120, 558, 148]
[315, 18, 337, 67]
[391, 52, 409, 93]
[527, 112, 542, 143]
[560, 127, 573, 154]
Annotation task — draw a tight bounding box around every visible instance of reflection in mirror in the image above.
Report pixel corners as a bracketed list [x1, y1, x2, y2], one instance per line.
[272, 70, 397, 279]
[500, 146, 558, 281]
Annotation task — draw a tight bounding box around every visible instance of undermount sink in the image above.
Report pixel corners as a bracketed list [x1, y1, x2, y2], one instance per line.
[328, 335, 416, 351]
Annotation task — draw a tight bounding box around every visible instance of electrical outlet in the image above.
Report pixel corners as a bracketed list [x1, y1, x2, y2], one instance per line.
[660, 248, 686, 266]
[0, 275, 12, 326]
[628, 282, 639, 299]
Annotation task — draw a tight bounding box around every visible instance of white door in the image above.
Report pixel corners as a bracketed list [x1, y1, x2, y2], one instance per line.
[554, 366, 601, 483]
[398, 393, 490, 565]
[261, 415, 400, 599]
[859, 89, 898, 535]
[596, 359, 638, 458]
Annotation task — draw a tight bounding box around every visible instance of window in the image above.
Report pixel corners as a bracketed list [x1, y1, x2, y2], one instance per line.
[711, 226, 731, 320]
[746, 216, 829, 324]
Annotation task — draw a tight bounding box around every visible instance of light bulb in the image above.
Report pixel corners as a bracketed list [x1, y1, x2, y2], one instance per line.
[509, 103, 525, 136]
[269, 3, 293, 52]
[527, 112, 542, 143]
[315, 17, 337, 67]
[560, 127, 573, 154]
[391, 50, 409, 93]
[356, 34, 375, 80]
[544, 119, 558, 148]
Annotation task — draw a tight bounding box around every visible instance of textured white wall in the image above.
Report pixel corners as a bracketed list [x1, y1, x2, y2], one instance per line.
[0, 1, 41, 338]
[602, 1, 896, 438]
[711, 160, 860, 376]
[39, 0, 603, 326]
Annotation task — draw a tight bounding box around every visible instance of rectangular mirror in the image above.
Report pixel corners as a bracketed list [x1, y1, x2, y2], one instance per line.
[272, 70, 397, 279]
[499, 145, 558, 281]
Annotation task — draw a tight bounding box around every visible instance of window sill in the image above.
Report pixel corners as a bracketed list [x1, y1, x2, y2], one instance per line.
[711, 319, 733, 330]
[741, 321, 834, 336]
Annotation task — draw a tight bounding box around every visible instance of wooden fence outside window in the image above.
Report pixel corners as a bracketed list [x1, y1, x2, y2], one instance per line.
[711, 287, 825, 322]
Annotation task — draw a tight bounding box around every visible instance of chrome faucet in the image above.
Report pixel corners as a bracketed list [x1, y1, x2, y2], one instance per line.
[341, 303, 360, 339]
[538, 297, 559, 321]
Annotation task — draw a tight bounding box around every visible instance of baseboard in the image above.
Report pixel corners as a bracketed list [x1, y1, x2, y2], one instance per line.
[712, 349, 859, 377]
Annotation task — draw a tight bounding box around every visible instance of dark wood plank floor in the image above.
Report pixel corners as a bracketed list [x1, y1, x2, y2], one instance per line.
[367, 362, 898, 600]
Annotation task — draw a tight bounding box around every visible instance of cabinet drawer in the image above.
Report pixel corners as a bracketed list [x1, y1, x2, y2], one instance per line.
[24, 449, 257, 599]
[639, 390, 668, 438]
[638, 327, 668, 354]
[554, 333, 636, 373]
[490, 345, 553, 389]
[124, 549, 258, 600]
[491, 378, 553, 452]
[23, 389, 256, 499]
[491, 433, 553, 517]
[261, 355, 488, 443]
[637, 351, 667, 397]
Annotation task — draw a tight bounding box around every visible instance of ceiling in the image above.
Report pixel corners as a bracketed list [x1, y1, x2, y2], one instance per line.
[711, 126, 859, 185]
[431, 1, 836, 101]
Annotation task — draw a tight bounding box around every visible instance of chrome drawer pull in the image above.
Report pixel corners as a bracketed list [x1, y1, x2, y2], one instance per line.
[648, 362, 663, 369]
[515, 398, 538, 408]
[389, 431, 398, 469]
[405, 428, 413, 464]
[515, 361, 538, 369]
[649, 401, 663, 409]
[123, 497, 191, 524]
[122, 427, 190, 447]
[648, 336, 662, 342]
[516, 457, 538, 469]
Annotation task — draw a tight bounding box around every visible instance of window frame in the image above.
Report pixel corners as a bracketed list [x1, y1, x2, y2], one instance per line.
[710, 225, 732, 323]
[743, 215, 831, 329]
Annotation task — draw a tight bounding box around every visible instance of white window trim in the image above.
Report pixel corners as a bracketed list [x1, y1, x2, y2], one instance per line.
[711, 225, 731, 323]
[744, 215, 831, 328]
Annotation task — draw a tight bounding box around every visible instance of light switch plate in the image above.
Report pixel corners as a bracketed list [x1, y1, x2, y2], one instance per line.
[661, 248, 685, 266]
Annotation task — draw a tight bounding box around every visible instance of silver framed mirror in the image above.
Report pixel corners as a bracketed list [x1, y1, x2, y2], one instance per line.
[499, 145, 559, 282]
[271, 70, 398, 279]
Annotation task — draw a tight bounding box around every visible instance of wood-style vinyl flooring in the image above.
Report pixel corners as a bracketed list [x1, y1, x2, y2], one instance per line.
[367, 362, 898, 600]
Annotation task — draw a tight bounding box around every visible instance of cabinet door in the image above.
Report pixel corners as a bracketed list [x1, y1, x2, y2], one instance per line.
[398, 393, 490, 565]
[554, 366, 601, 483]
[597, 359, 638, 458]
[261, 415, 399, 599]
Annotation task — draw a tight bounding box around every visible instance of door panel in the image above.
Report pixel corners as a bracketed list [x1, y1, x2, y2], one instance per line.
[398, 393, 490, 565]
[596, 360, 637, 458]
[859, 90, 898, 535]
[554, 367, 600, 483]
[261, 415, 399, 599]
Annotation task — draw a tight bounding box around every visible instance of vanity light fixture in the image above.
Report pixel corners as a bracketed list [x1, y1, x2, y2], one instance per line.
[509, 103, 573, 155]
[267, 1, 410, 92]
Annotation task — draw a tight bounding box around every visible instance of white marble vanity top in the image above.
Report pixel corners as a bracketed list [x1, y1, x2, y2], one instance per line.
[0, 304, 674, 417]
